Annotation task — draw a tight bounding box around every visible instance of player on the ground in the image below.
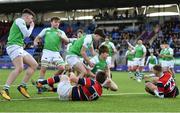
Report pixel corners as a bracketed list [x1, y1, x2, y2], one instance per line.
[0, 8, 38, 100]
[57, 71, 108, 101]
[145, 49, 158, 72]
[66, 28, 106, 77]
[127, 39, 147, 82]
[35, 71, 107, 101]
[144, 65, 179, 98]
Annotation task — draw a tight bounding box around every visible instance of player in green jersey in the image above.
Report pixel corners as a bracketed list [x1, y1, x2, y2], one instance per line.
[87, 45, 118, 91]
[100, 36, 117, 69]
[157, 44, 166, 66]
[0, 9, 38, 100]
[145, 49, 158, 72]
[160, 42, 175, 77]
[127, 39, 147, 82]
[66, 28, 106, 77]
[32, 45, 118, 92]
[125, 46, 135, 78]
[34, 17, 69, 93]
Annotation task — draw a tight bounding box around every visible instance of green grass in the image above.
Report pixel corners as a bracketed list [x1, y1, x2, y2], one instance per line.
[0, 69, 180, 112]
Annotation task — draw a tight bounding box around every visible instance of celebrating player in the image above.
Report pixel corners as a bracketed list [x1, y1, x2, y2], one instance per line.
[127, 39, 147, 82]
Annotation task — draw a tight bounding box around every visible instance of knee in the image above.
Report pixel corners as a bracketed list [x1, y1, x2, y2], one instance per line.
[32, 62, 38, 70]
[16, 66, 24, 73]
[145, 82, 151, 88]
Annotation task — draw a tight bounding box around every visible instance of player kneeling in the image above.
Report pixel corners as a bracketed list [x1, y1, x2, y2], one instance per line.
[144, 65, 179, 98]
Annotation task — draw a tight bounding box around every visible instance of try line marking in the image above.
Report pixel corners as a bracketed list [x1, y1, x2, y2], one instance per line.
[0, 93, 146, 102]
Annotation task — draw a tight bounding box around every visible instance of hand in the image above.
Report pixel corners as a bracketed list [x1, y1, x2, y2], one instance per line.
[90, 73, 96, 78]
[88, 61, 95, 68]
[30, 21, 34, 28]
[69, 72, 76, 80]
[161, 54, 165, 58]
[33, 41, 38, 46]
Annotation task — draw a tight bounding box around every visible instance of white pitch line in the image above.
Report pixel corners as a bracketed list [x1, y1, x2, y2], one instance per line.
[103, 93, 146, 96]
[0, 93, 146, 102]
[0, 84, 34, 87]
[1, 110, 178, 113]
[0, 112, 179, 113]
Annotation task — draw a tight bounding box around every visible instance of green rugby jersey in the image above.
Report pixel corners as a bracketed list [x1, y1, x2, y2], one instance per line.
[38, 28, 67, 52]
[68, 34, 93, 56]
[90, 55, 108, 74]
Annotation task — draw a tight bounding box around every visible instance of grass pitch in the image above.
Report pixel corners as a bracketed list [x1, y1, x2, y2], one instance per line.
[0, 69, 180, 112]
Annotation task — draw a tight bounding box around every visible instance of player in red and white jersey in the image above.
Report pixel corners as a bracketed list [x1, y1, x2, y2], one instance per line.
[32, 71, 108, 101]
[144, 65, 179, 98]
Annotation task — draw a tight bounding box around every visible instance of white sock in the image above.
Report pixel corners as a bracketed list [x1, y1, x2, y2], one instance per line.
[3, 84, 10, 90]
[154, 90, 164, 98]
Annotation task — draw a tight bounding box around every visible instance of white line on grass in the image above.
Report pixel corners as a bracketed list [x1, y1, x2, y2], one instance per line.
[0, 111, 179, 113]
[0, 84, 34, 87]
[0, 93, 146, 102]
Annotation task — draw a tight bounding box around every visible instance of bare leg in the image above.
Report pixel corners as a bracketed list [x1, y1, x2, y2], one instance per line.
[39, 66, 47, 79]
[23, 55, 38, 83]
[54, 65, 65, 76]
[5, 56, 24, 86]
[145, 82, 158, 92]
[74, 62, 87, 77]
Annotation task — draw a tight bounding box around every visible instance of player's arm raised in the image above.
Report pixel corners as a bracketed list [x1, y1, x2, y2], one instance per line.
[16, 18, 34, 38]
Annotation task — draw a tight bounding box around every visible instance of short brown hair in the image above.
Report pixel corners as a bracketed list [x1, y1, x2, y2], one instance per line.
[99, 45, 109, 54]
[22, 8, 35, 17]
[51, 17, 60, 22]
[94, 28, 106, 38]
[96, 71, 107, 84]
[161, 41, 168, 45]
[77, 29, 84, 34]
[153, 65, 162, 72]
